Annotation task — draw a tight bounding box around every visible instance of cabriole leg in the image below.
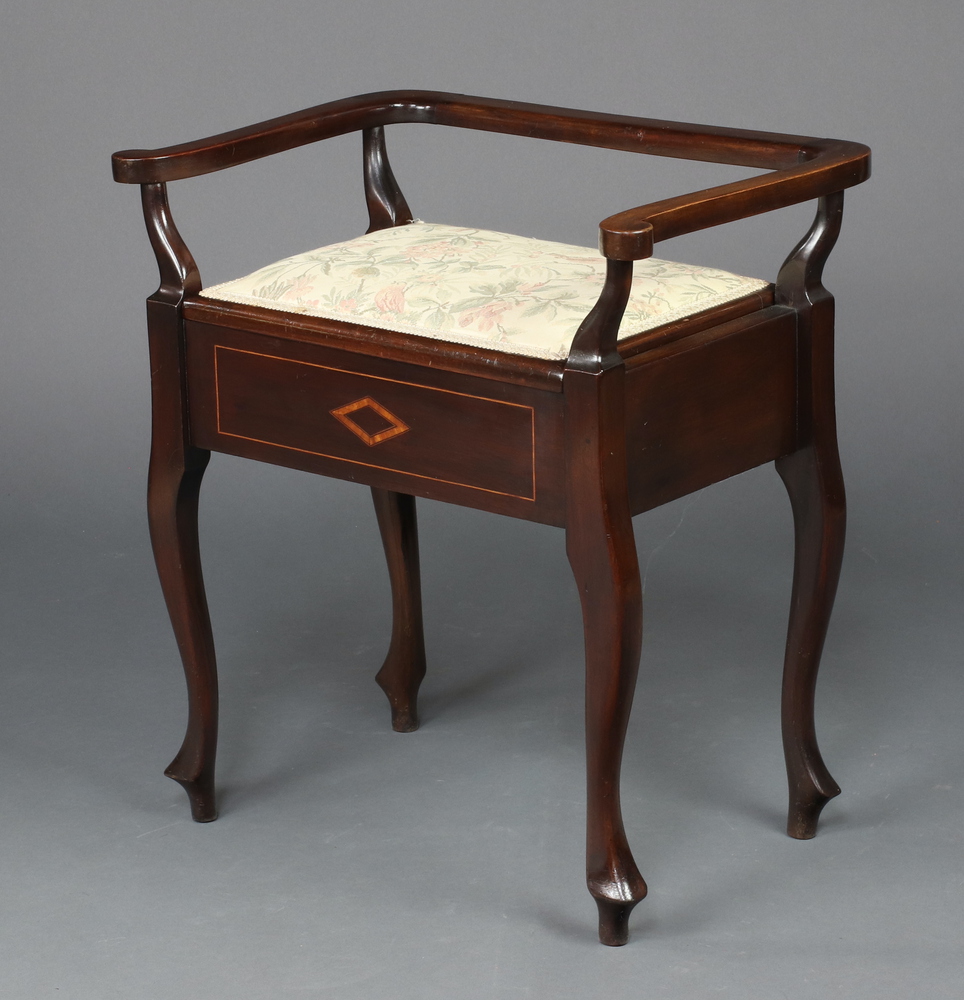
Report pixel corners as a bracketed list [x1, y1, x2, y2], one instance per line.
[567, 502, 647, 945]
[371, 488, 426, 733]
[564, 350, 646, 946]
[775, 443, 844, 839]
[149, 447, 219, 822]
[139, 183, 217, 822]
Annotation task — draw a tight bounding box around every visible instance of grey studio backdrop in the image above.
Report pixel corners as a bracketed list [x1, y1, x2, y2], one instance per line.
[1, 2, 961, 998]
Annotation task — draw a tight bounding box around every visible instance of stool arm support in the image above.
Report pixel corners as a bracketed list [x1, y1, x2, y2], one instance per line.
[777, 191, 845, 308]
[566, 259, 634, 373]
[140, 182, 200, 300]
[363, 125, 414, 233]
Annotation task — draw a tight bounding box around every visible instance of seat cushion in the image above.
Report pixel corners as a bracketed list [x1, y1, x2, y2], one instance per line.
[200, 222, 769, 361]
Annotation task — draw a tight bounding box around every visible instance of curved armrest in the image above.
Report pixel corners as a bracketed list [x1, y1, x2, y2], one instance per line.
[113, 93, 404, 184]
[598, 138, 869, 259]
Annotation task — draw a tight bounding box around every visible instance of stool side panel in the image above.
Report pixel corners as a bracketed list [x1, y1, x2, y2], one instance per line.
[625, 308, 798, 513]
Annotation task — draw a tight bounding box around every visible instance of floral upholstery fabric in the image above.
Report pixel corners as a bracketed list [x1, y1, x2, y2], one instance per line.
[200, 222, 769, 361]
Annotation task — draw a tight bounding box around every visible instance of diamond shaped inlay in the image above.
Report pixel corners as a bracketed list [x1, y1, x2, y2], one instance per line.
[330, 396, 410, 447]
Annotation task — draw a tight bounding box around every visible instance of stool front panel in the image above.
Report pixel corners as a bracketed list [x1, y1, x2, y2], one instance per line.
[625, 307, 799, 513]
[184, 322, 567, 525]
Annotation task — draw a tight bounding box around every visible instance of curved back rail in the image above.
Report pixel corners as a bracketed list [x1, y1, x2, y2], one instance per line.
[113, 90, 869, 262]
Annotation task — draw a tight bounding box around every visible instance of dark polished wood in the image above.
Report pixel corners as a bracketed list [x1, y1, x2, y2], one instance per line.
[565, 366, 647, 946]
[371, 488, 426, 732]
[141, 183, 218, 822]
[115, 93, 869, 943]
[112, 90, 870, 262]
[775, 193, 847, 838]
[182, 322, 567, 526]
[564, 254, 646, 945]
[363, 125, 413, 233]
[626, 306, 798, 514]
[113, 91, 863, 182]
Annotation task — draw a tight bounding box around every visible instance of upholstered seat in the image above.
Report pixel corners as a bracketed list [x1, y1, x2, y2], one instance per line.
[200, 222, 769, 360]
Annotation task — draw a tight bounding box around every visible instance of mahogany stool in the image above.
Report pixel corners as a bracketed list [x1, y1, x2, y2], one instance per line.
[112, 91, 870, 945]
